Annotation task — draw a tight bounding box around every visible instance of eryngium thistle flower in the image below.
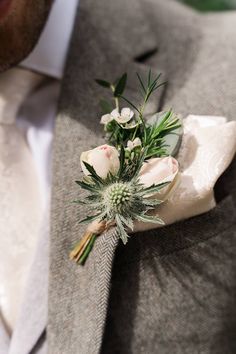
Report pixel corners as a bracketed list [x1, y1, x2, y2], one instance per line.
[75, 161, 168, 244]
[104, 182, 133, 213]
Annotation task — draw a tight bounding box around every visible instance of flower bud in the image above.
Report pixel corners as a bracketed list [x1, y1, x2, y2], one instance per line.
[139, 156, 179, 199]
[80, 144, 120, 179]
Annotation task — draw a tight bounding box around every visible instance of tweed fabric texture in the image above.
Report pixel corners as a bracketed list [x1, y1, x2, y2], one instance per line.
[48, 0, 236, 353]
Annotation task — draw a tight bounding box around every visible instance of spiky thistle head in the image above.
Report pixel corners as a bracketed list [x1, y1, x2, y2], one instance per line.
[76, 170, 168, 244]
[103, 182, 134, 214]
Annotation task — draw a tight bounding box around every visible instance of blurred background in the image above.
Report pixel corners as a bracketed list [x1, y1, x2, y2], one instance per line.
[179, 0, 236, 11]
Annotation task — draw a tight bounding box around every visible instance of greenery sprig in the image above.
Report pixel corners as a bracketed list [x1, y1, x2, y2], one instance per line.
[70, 71, 182, 265]
[96, 70, 181, 160]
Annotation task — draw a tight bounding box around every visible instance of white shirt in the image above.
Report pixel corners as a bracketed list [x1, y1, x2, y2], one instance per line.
[0, 0, 78, 331]
[19, 0, 79, 209]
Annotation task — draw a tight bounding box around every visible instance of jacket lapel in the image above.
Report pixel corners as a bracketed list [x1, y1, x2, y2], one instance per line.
[48, 0, 163, 352]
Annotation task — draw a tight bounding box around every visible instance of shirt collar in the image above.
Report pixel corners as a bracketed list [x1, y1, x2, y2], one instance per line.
[20, 0, 79, 80]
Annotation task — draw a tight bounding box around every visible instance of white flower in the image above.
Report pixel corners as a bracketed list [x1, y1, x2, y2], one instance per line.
[100, 114, 113, 125]
[115, 108, 134, 124]
[139, 156, 179, 200]
[101, 108, 134, 125]
[80, 144, 120, 179]
[127, 137, 142, 151]
[122, 121, 139, 130]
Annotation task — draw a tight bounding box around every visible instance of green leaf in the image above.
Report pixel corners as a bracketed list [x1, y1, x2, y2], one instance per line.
[138, 182, 170, 196]
[118, 145, 125, 178]
[136, 72, 146, 93]
[85, 194, 101, 201]
[134, 213, 165, 225]
[79, 213, 104, 224]
[95, 79, 111, 88]
[143, 109, 182, 158]
[114, 73, 127, 97]
[148, 68, 152, 86]
[132, 147, 149, 179]
[163, 129, 183, 156]
[119, 214, 134, 231]
[72, 200, 88, 205]
[116, 215, 129, 244]
[82, 161, 105, 185]
[119, 96, 139, 112]
[142, 199, 163, 207]
[76, 180, 99, 193]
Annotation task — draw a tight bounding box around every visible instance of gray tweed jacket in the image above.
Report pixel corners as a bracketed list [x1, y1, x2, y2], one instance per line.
[2, 0, 236, 353]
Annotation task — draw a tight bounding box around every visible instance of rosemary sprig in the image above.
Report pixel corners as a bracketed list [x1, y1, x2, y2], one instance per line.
[95, 71, 180, 159]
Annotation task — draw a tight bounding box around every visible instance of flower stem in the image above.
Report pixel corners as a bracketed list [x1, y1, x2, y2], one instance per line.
[70, 232, 96, 264]
[111, 84, 120, 110]
[78, 233, 97, 265]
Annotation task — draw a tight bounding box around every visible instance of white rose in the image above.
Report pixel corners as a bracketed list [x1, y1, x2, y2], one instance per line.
[80, 144, 120, 179]
[139, 156, 179, 200]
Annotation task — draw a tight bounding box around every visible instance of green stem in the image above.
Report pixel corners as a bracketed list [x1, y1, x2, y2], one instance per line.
[115, 97, 120, 110]
[111, 85, 120, 110]
[139, 106, 147, 144]
[78, 234, 97, 265]
[132, 104, 146, 141]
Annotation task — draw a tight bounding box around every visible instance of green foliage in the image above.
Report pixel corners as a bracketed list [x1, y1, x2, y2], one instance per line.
[145, 111, 181, 159]
[179, 0, 236, 11]
[95, 79, 111, 88]
[114, 73, 127, 97]
[95, 73, 128, 113]
[99, 70, 180, 162]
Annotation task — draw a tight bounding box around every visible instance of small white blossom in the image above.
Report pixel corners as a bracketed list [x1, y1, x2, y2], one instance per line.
[100, 108, 134, 125]
[117, 108, 134, 124]
[100, 113, 113, 125]
[127, 137, 142, 151]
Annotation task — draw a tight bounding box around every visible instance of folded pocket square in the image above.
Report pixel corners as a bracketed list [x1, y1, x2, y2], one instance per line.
[134, 115, 236, 232]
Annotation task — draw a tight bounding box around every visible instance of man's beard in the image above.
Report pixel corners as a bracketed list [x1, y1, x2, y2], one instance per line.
[0, 0, 53, 72]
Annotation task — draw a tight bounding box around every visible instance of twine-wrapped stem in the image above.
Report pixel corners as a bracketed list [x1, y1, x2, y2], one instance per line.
[69, 220, 108, 265]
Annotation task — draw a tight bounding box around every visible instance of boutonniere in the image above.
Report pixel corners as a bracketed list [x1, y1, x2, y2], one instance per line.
[70, 71, 182, 265]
